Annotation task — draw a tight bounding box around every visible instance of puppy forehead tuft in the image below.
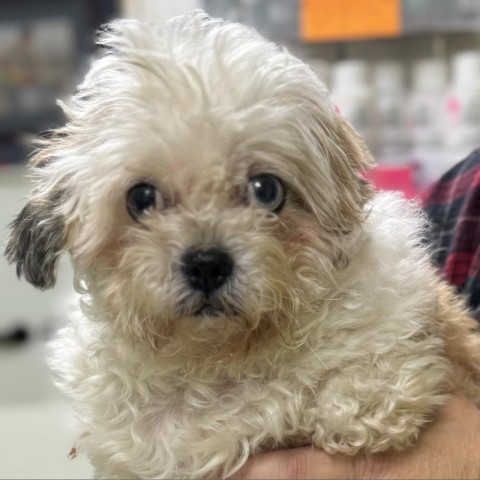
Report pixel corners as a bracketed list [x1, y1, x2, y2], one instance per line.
[89, 12, 331, 120]
[58, 12, 336, 190]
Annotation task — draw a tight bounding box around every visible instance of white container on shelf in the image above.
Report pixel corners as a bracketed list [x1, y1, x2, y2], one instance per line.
[446, 50, 480, 161]
[373, 61, 409, 163]
[331, 60, 375, 152]
[408, 58, 449, 187]
[409, 58, 448, 147]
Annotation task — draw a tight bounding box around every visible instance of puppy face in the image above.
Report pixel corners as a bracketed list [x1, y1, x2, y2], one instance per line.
[5, 12, 373, 354]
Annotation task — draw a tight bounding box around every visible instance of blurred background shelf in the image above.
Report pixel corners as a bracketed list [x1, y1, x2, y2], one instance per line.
[402, 0, 480, 35]
[204, 0, 480, 43]
[0, 0, 119, 136]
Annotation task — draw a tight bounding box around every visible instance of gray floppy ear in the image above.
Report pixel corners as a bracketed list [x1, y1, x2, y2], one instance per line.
[4, 191, 66, 290]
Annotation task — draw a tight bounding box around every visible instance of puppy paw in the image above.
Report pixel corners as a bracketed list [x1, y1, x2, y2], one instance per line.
[308, 381, 451, 455]
[311, 414, 422, 455]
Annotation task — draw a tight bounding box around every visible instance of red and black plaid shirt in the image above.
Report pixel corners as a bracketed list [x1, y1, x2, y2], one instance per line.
[421, 148, 480, 320]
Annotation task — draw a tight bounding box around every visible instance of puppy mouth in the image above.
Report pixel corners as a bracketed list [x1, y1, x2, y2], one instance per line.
[176, 295, 240, 319]
[188, 298, 240, 319]
[194, 303, 224, 318]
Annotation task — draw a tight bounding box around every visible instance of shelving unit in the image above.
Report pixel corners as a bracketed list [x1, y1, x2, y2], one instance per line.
[203, 0, 480, 42]
[202, 0, 480, 195]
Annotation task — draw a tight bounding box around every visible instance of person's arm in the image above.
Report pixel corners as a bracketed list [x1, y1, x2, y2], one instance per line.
[231, 394, 480, 479]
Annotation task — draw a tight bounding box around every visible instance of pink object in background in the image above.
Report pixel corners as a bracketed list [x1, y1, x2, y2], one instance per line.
[364, 164, 418, 199]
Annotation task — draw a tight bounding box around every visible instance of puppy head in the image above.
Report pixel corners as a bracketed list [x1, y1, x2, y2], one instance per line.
[5, 11, 373, 354]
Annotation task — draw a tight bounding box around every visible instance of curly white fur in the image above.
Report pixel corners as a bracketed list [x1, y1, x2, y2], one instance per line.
[6, 11, 480, 479]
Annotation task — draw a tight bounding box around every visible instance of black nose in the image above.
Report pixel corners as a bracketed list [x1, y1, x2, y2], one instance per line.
[181, 247, 234, 295]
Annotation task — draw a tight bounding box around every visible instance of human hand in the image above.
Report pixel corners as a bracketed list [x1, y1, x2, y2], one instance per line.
[231, 394, 480, 479]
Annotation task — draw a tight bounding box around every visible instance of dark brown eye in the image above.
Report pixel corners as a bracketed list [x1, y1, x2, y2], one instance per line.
[126, 183, 163, 220]
[248, 174, 285, 212]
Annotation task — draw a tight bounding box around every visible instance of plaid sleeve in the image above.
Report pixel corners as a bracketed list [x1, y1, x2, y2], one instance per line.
[421, 149, 480, 319]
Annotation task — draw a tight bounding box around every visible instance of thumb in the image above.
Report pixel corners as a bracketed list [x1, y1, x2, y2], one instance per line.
[230, 446, 358, 479]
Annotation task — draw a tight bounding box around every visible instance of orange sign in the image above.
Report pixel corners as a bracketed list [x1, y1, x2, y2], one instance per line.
[300, 0, 401, 42]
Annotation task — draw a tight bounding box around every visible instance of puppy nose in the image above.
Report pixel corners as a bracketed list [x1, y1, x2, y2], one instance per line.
[181, 247, 234, 295]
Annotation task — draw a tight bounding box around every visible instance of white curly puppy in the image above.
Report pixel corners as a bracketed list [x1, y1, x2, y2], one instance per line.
[5, 10, 480, 479]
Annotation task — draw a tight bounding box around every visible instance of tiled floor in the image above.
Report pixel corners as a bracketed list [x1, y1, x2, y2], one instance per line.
[0, 342, 93, 479]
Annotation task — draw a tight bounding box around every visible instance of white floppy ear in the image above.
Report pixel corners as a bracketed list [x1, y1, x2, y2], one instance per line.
[327, 114, 375, 230]
[4, 188, 68, 290]
[332, 114, 375, 175]
[303, 109, 375, 232]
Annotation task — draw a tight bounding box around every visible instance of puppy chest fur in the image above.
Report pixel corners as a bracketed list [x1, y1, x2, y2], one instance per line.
[6, 10, 480, 480]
